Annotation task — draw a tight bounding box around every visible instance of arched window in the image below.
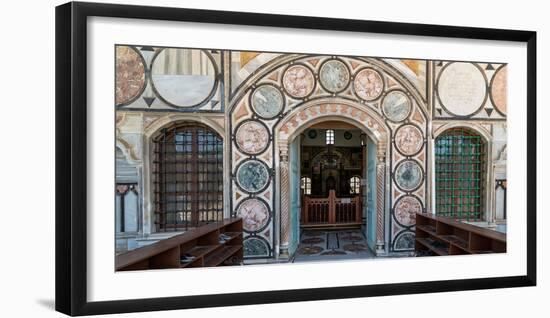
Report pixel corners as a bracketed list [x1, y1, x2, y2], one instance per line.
[325, 129, 335, 145]
[435, 128, 486, 220]
[300, 176, 311, 195]
[152, 122, 223, 231]
[349, 176, 361, 194]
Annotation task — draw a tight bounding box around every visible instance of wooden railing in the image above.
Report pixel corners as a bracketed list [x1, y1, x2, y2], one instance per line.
[302, 190, 362, 227]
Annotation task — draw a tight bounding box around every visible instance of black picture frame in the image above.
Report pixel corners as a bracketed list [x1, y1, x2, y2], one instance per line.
[55, 1, 537, 316]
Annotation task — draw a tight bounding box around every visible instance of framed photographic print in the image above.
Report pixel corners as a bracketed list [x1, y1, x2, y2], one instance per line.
[55, 1, 537, 316]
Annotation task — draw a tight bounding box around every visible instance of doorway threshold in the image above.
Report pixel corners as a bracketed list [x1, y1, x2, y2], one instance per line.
[292, 229, 375, 263]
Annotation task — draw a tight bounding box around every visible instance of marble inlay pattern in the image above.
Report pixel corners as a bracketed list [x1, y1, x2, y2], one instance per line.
[282, 65, 315, 98]
[319, 59, 350, 93]
[297, 246, 324, 255]
[491, 65, 507, 115]
[151, 48, 216, 107]
[353, 68, 384, 101]
[251, 85, 284, 119]
[382, 90, 411, 122]
[237, 198, 270, 233]
[394, 196, 422, 226]
[229, 55, 435, 257]
[236, 160, 270, 193]
[243, 236, 270, 256]
[235, 120, 269, 155]
[394, 124, 424, 156]
[394, 232, 415, 250]
[437, 62, 487, 116]
[395, 160, 423, 191]
[294, 229, 375, 261]
[115, 46, 146, 105]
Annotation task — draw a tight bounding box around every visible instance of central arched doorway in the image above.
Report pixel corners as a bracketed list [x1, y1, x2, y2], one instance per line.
[228, 54, 429, 261]
[275, 100, 390, 258]
[292, 120, 375, 259]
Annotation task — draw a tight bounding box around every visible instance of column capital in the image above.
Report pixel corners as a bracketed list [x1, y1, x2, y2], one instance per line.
[376, 148, 386, 163]
[279, 143, 289, 162]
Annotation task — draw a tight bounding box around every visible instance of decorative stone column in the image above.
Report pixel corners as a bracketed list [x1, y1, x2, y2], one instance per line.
[279, 143, 291, 257]
[375, 148, 386, 254]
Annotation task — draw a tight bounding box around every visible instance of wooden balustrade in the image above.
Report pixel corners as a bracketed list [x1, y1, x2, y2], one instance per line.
[302, 190, 362, 228]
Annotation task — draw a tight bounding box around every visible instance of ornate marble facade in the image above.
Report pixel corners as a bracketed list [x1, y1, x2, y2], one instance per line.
[115, 46, 507, 259]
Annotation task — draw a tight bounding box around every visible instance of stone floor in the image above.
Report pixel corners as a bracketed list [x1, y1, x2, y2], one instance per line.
[293, 228, 375, 262]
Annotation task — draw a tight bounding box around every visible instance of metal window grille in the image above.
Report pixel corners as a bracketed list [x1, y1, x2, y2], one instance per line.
[152, 123, 224, 231]
[301, 176, 311, 195]
[435, 128, 485, 220]
[325, 129, 335, 145]
[349, 176, 361, 194]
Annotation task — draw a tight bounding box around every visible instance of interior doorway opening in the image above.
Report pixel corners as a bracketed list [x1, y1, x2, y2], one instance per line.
[288, 120, 378, 260]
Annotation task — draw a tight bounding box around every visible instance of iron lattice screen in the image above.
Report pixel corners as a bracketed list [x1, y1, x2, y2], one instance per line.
[435, 128, 485, 220]
[152, 123, 223, 231]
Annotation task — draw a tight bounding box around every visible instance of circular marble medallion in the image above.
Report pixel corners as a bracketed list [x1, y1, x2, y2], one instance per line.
[298, 246, 323, 255]
[282, 64, 315, 98]
[394, 196, 422, 226]
[319, 59, 350, 93]
[394, 232, 415, 250]
[394, 124, 424, 156]
[382, 90, 411, 122]
[251, 85, 284, 119]
[115, 46, 146, 106]
[353, 68, 384, 101]
[236, 160, 270, 193]
[151, 48, 216, 107]
[490, 65, 507, 115]
[343, 243, 368, 252]
[437, 62, 487, 116]
[243, 236, 270, 256]
[235, 121, 269, 155]
[394, 160, 423, 191]
[237, 198, 270, 233]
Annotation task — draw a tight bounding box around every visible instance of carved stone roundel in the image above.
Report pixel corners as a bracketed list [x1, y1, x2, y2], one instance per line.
[437, 62, 487, 116]
[319, 59, 350, 93]
[395, 160, 423, 191]
[382, 90, 411, 122]
[115, 46, 146, 105]
[395, 232, 415, 250]
[282, 65, 315, 98]
[237, 198, 270, 233]
[394, 196, 422, 226]
[251, 85, 284, 119]
[244, 236, 270, 256]
[491, 66, 507, 115]
[236, 160, 270, 193]
[151, 48, 217, 107]
[235, 121, 269, 155]
[394, 124, 424, 156]
[353, 68, 384, 101]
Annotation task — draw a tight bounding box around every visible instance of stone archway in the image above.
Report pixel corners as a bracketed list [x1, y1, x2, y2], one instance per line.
[229, 54, 429, 258]
[275, 99, 390, 257]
